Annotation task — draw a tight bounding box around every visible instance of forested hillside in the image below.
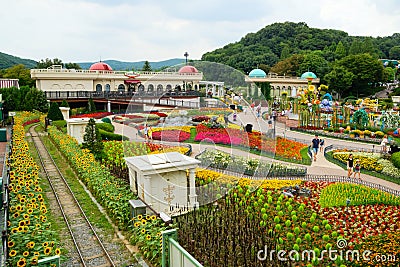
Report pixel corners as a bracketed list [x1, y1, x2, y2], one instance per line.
[0, 52, 37, 69]
[201, 21, 400, 75]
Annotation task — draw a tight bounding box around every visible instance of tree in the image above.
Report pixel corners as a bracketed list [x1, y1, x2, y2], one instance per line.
[298, 51, 330, 80]
[335, 41, 346, 60]
[87, 98, 96, 113]
[47, 102, 64, 121]
[24, 88, 49, 112]
[259, 82, 272, 100]
[389, 46, 400, 59]
[142, 61, 152, 71]
[324, 66, 354, 100]
[82, 118, 104, 160]
[64, 62, 82, 69]
[36, 58, 63, 69]
[60, 99, 70, 107]
[3, 64, 35, 87]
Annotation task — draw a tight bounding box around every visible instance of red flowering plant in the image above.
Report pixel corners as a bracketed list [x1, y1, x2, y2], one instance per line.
[71, 111, 112, 119]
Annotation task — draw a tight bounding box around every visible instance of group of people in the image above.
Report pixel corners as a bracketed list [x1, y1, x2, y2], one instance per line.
[347, 153, 361, 179]
[311, 135, 325, 161]
[143, 124, 153, 140]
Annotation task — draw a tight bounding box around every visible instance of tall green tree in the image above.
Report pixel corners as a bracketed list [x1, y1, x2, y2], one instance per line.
[142, 61, 152, 71]
[64, 62, 82, 69]
[60, 99, 70, 107]
[335, 41, 347, 60]
[324, 66, 354, 100]
[389, 46, 400, 59]
[24, 88, 49, 112]
[82, 118, 104, 160]
[259, 82, 272, 100]
[47, 102, 64, 121]
[87, 98, 96, 113]
[2, 64, 35, 87]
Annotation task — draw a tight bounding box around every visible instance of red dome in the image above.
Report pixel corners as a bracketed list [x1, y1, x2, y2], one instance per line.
[178, 65, 198, 73]
[89, 62, 113, 71]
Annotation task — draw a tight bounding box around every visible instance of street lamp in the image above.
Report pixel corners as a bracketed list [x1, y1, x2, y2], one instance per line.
[272, 109, 277, 138]
[184, 52, 189, 65]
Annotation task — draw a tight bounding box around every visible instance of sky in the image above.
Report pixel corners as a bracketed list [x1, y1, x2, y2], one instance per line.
[1, 0, 399, 63]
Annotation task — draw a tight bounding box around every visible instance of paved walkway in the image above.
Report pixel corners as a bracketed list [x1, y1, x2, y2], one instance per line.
[110, 113, 400, 192]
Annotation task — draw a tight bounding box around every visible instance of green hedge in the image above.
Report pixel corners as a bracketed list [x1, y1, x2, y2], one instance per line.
[99, 129, 128, 141]
[52, 120, 66, 130]
[96, 122, 115, 133]
[392, 152, 400, 169]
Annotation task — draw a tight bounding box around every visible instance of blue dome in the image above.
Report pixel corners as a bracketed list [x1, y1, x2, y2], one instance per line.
[249, 68, 266, 78]
[300, 71, 317, 80]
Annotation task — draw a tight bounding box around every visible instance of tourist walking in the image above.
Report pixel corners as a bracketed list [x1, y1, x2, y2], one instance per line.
[143, 124, 149, 140]
[311, 135, 320, 162]
[319, 138, 325, 152]
[353, 159, 361, 179]
[381, 135, 388, 153]
[347, 154, 354, 178]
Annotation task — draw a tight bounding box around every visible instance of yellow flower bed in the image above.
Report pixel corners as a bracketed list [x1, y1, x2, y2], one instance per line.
[8, 112, 61, 266]
[195, 168, 302, 189]
[332, 151, 383, 172]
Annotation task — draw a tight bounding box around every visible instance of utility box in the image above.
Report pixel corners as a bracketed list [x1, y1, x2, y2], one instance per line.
[0, 128, 7, 142]
[129, 199, 147, 219]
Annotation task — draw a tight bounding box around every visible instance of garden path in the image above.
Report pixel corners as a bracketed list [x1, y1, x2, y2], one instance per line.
[110, 115, 400, 191]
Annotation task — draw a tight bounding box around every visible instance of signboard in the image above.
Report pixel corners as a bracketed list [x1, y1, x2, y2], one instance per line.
[8, 112, 16, 117]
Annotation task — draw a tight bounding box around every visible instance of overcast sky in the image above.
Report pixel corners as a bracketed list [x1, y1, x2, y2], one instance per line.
[1, 0, 399, 63]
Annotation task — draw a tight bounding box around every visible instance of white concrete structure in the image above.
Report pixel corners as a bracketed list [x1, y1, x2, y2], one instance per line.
[125, 152, 200, 216]
[66, 118, 90, 144]
[59, 107, 70, 120]
[30, 63, 203, 94]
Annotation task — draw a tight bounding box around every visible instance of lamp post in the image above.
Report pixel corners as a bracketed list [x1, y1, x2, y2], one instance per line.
[184, 52, 189, 65]
[272, 109, 277, 138]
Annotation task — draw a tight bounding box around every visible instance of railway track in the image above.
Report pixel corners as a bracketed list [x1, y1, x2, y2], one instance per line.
[28, 126, 117, 267]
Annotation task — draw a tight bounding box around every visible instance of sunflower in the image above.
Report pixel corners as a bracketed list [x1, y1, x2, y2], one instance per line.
[43, 241, 49, 247]
[55, 248, 61, 255]
[27, 241, 35, 249]
[146, 235, 151, 240]
[146, 215, 151, 220]
[27, 209, 33, 214]
[30, 256, 38, 265]
[44, 246, 52, 255]
[23, 251, 29, 257]
[141, 219, 147, 225]
[134, 222, 140, 228]
[141, 229, 146, 234]
[33, 251, 40, 256]
[137, 215, 143, 220]
[19, 220, 25, 227]
[9, 249, 17, 257]
[17, 258, 26, 267]
[151, 215, 156, 221]
[8, 240, 15, 247]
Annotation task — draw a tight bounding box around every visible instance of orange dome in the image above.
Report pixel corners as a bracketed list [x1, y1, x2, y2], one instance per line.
[89, 62, 113, 71]
[178, 65, 198, 73]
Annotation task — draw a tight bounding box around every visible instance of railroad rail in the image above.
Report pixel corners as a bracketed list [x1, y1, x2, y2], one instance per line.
[28, 126, 117, 267]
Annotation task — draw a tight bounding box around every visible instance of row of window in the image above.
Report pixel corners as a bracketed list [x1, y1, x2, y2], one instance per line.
[95, 83, 199, 92]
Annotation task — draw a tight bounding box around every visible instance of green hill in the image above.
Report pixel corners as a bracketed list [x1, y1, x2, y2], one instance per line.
[201, 21, 400, 74]
[0, 52, 37, 69]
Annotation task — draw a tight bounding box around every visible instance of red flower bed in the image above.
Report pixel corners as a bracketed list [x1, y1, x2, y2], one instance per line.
[22, 119, 40, 126]
[152, 130, 190, 142]
[194, 124, 306, 158]
[119, 114, 144, 119]
[149, 111, 168, 117]
[71, 111, 112, 119]
[192, 115, 210, 122]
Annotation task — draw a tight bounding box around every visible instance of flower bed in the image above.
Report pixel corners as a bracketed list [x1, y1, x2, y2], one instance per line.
[151, 130, 190, 142]
[196, 150, 306, 177]
[48, 126, 136, 228]
[194, 124, 307, 160]
[71, 111, 112, 119]
[8, 112, 61, 266]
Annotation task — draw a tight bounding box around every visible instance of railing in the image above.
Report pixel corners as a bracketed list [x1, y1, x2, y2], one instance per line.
[162, 229, 203, 267]
[45, 90, 202, 100]
[1, 142, 10, 267]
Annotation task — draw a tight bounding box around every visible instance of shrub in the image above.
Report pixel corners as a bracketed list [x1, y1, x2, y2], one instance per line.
[60, 99, 70, 107]
[48, 102, 64, 121]
[101, 117, 112, 124]
[392, 152, 400, 169]
[96, 122, 115, 133]
[99, 129, 129, 141]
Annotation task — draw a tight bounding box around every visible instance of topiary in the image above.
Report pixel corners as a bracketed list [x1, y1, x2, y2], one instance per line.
[47, 102, 64, 121]
[60, 99, 70, 107]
